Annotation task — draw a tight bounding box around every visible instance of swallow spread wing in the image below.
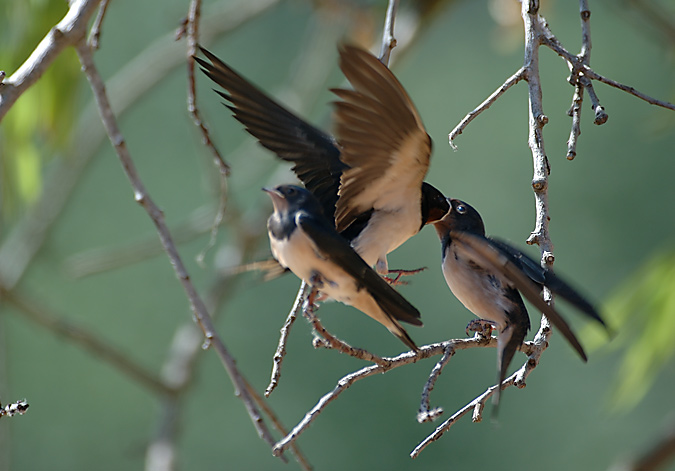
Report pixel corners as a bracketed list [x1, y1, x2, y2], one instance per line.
[196, 46, 449, 275]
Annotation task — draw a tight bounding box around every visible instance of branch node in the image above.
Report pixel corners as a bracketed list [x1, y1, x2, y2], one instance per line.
[527, 0, 540, 15]
[471, 401, 484, 422]
[0, 399, 30, 418]
[537, 113, 549, 126]
[531, 178, 547, 192]
[580, 9, 591, 21]
[543, 251, 555, 264]
[526, 232, 539, 245]
[417, 407, 444, 423]
[593, 105, 608, 125]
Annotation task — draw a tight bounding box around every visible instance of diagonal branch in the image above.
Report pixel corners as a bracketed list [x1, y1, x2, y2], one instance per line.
[72, 39, 283, 459]
[449, 67, 526, 149]
[0, 0, 103, 122]
[272, 336, 537, 457]
[378, 0, 399, 65]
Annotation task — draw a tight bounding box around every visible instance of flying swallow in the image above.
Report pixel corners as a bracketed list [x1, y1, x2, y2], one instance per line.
[432, 198, 607, 407]
[264, 184, 422, 351]
[196, 46, 449, 276]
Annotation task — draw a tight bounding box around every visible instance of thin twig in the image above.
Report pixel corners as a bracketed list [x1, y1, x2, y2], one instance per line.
[0, 399, 29, 419]
[73, 39, 281, 458]
[0, 0, 280, 291]
[185, 0, 231, 176]
[87, 0, 110, 50]
[541, 30, 675, 111]
[303, 299, 388, 367]
[416, 344, 455, 423]
[411, 321, 547, 458]
[566, 0, 591, 160]
[266, 281, 309, 397]
[448, 67, 526, 149]
[379, 0, 398, 65]
[566, 81, 584, 160]
[272, 337, 535, 457]
[581, 76, 608, 124]
[242, 376, 312, 471]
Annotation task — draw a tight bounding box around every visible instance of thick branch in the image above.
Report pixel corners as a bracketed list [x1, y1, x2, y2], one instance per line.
[73, 40, 281, 457]
[0, 0, 103, 122]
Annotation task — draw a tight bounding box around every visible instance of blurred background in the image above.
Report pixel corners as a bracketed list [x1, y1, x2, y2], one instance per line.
[1, 0, 674, 469]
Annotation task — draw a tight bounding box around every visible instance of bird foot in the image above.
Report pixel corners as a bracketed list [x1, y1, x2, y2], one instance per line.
[383, 267, 427, 285]
[466, 319, 497, 338]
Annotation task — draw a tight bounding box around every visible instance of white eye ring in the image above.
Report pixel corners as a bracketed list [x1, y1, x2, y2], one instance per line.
[455, 204, 466, 214]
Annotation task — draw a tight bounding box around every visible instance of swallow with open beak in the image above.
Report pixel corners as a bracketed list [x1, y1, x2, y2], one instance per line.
[264, 184, 422, 351]
[433, 198, 607, 407]
[196, 45, 449, 277]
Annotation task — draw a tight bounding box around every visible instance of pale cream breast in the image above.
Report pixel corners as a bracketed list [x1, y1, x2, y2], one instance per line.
[441, 244, 516, 331]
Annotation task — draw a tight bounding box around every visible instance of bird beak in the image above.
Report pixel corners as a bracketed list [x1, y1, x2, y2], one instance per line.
[262, 187, 288, 212]
[432, 198, 453, 237]
[426, 197, 452, 224]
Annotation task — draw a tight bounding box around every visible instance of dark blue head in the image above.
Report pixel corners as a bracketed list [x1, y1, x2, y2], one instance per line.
[263, 184, 325, 217]
[433, 198, 486, 238]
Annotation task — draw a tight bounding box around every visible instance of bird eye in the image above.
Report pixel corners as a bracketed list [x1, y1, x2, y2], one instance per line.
[455, 204, 466, 214]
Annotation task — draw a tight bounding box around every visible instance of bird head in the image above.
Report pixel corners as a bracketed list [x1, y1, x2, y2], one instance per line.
[263, 184, 324, 216]
[432, 198, 486, 238]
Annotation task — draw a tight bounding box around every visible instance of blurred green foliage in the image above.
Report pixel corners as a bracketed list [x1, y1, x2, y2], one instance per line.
[588, 247, 675, 411]
[0, 0, 81, 218]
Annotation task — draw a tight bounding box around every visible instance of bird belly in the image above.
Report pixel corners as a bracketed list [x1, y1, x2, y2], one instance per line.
[351, 205, 420, 272]
[270, 229, 366, 305]
[441, 246, 515, 330]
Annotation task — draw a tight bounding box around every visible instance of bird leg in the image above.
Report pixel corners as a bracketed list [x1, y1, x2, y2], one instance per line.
[466, 319, 498, 339]
[384, 267, 427, 285]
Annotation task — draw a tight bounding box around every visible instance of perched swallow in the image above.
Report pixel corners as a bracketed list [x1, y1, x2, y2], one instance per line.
[264, 184, 423, 351]
[196, 46, 449, 276]
[433, 198, 607, 407]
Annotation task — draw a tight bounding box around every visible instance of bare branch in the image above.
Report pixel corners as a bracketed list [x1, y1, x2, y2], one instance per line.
[581, 65, 675, 111]
[0, 399, 29, 419]
[379, 0, 399, 65]
[448, 67, 526, 149]
[541, 30, 675, 112]
[272, 336, 536, 457]
[185, 0, 231, 176]
[411, 317, 547, 458]
[581, 76, 608, 124]
[0, 0, 280, 292]
[87, 0, 110, 50]
[303, 295, 389, 367]
[416, 344, 455, 423]
[73, 39, 281, 457]
[566, 81, 584, 160]
[242, 376, 312, 471]
[266, 282, 309, 397]
[0, 0, 103, 122]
